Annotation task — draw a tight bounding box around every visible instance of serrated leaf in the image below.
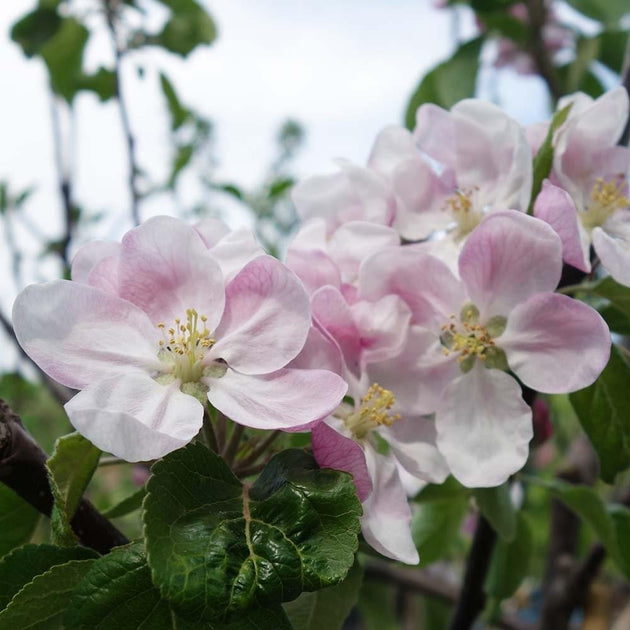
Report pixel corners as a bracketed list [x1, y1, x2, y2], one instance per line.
[528, 103, 572, 214]
[0, 484, 39, 557]
[47, 432, 101, 547]
[283, 561, 364, 630]
[65, 543, 291, 630]
[144, 444, 361, 619]
[485, 512, 533, 603]
[404, 37, 483, 129]
[102, 487, 146, 519]
[0, 558, 95, 628]
[0, 544, 97, 611]
[474, 484, 516, 541]
[570, 346, 630, 483]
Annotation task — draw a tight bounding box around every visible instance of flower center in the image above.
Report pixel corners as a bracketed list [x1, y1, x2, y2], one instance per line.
[342, 383, 401, 440]
[445, 188, 483, 240]
[440, 304, 507, 373]
[581, 176, 629, 231]
[156, 309, 215, 384]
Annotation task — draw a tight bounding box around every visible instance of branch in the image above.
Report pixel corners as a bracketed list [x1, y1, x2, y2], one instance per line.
[0, 399, 128, 554]
[103, 1, 141, 226]
[365, 560, 534, 630]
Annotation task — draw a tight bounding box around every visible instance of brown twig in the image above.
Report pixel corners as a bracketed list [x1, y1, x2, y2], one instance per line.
[222, 424, 245, 468]
[0, 399, 128, 554]
[236, 430, 281, 469]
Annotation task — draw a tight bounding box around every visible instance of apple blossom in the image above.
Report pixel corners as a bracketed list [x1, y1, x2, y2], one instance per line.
[359, 211, 610, 487]
[12, 216, 347, 462]
[534, 88, 630, 285]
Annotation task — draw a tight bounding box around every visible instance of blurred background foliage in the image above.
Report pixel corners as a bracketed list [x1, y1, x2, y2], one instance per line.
[1, 0, 630, 628]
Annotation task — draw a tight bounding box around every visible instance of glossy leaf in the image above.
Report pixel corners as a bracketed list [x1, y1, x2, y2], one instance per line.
[474, 485, 516, 542]
[144, 443, 361, 619]
[570, 346, 630, 483]
[404, 37, 483, 129]
[0, 484, 39, 558]
[47, 433, 101, 546]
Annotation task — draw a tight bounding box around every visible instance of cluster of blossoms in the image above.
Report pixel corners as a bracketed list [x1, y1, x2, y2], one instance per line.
[14, 88, 627, 564]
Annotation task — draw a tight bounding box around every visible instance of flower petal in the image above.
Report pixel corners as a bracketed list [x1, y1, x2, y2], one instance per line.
[501, 292, 611, 393]
[289, 325, 344, 376]
[71, 241, 121, 286]
[361, 445, 419, 564]
[118, 216, 226, 329]
[210, 256, 311, 374]
[436, 365, 532, 487]
[534, 180, 590, 272]
[206, 367, 347, 430]
[459, 211, 562, 317]
[311, 419, 372, 501]
[207, 228, 265, 282]
[593, 213, 630, 287]
[65, 373, 203, 461]
[12, 281, 159, 390]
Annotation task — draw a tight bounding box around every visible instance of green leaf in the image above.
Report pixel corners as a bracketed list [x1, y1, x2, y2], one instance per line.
[0, 559, 95, 628]
[564, 0, 629, 24]
[154, 0, 217, 57]
[76, 67, 116, 102]
[404, 37, 483, 129]
[169, 144, 195, 188]
[598, 30, 628, 73]
[485, 512, 533, 604]
[0, 484, 39, 557]
[357, 581, 398, 630]
[46, 433, 101, 547]
[144, 443, 361, 619]
[102, 487, 146, 519]
[474, 485, 516, 541]
[565, 36, 600, 93]
[159, 73, 190, 131]
[600, 305, 630, 336]
[283, 562, 364, 630]
[65, 543, 291, 630]
[412, 493, 468, 564]
[570, 346, 630, 483]
[527, 103, 572, 214]
[0, 544, 97, 610]
[10, 7, 62, 57]
[416, 476, 469, 504]
[609, 504, 630, 577]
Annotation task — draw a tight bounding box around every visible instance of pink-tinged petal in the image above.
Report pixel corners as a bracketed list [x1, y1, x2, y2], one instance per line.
[365, 326, 459, 415]
[534, 180, 590, 272]
[311, 286, 362, 374]
[436, 366, 532, 487]
[351, 295, 412, 364]
[526, 121, 549, 156]
[71, 241, 121, 286]
[118, 216, 226, 329]
[367, 125, 417, 176]
[210, 256, 310, 374]
[12, 281, 159, 390]
[289, 325, 344, 376]
[359, 247, 465, 329]
[286, 248, 341, 295]
[501, 292, 611, 393]
[593, 214, 630, 287]
[382, 416, 450, 483]
[459, 211, 562, 317]
[88, 255, 122, 295]
[193, 217, 231, 247]
[207, 228, 265, 282]
[65, 373, 202, 461]
[206, 367, 347, 430]
[328, 221, 400, 282]
[289, 218, 328, 252]
[414, 103, 458, 165]
[361, 445, 419, 564]
[311, 419, 372, 501]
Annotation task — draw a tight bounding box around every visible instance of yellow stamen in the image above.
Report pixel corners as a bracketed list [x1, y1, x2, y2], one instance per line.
[345, 383, 401, 439]
[581, 176, 629, 231]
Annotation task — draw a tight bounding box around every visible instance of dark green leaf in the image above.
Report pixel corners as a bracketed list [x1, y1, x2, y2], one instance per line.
[528, 103, 572, 214]
[476, 10, 528, 44]
[600, 304, 630, 336]
[0, 484, 39, 558]
[10, 8, 61, 57]
[76, 68, 116, 102]
[144, 444, 361, 619]
[609, 504, 630, 578]
[415, 476, 469, 504]
[404, 37, 483, 129]
[283, 562, 363, 630]
[357, 581, 398, 630]
[474, 485, 516, 541]
[154, 0, 217, 57]
[564, 0, 629, 24]
[0, 559, 95, 628]
[47, 432, 101, 546]
[102, 487, 146, 519]
[169, 144, 195, 188]
[0, 544, 96, 610]
[598, 30, 628, 73]
[65, 543, 291, 629]
[570, 345, 630, 483]
[160, 72, 190, 131]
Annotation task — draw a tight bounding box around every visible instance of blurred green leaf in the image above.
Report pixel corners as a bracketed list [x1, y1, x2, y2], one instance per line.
[47, 433, 101, 547]
[76, 67, 116, 102]
[570, 345, 630, 483]
[283, 562, 364, 630]
[474, 484, 516, 541]
[476, 10, 528, 44]
[0, 485, 39, 558]
[416, 475, 469, 503]
[169, 144, 195, 188]
[144, 444, 361, 619]
[10, 7, 62, 57]
[564, 0, 629, 25]
[597, 30, 628, 73]
[600, 304, 630, 336]
[404, 37, 483, 130]
[357, 581, 398, 630]
[159, 72, 190, 131]
[154, 0, 217, 57]
[609, 505, 630, 577]
[102, 487, 146, 519]
[565, 36, 600, 93]
[0, 559, 95, 628]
